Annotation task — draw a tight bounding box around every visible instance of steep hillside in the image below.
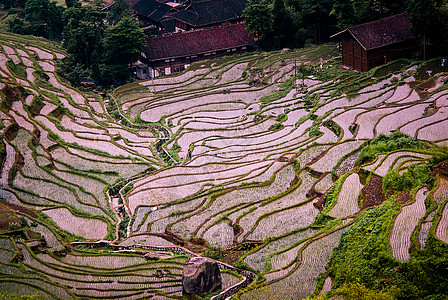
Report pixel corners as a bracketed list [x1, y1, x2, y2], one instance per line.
[0, 32, 447, 299]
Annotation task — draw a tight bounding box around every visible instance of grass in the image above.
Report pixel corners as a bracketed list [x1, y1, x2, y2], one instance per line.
[6, 60, 27, 79]
[260, 76, 296, 105]
[322, 173, 349, 214]
[0, 292, 45, 300]
[326, 189, 448, 300]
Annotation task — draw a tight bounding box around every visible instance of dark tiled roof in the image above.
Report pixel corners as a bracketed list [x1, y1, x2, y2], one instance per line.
[171, 0, 247, 27]
[131, 0, 172, 22]
[144, 23, 254, 60]
[332, 12, 413, 50]
[160, 17, 176, 33]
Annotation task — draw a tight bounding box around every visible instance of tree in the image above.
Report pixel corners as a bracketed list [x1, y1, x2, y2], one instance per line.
[102, 15, 146, 82]
[332, 0, 406, 30]
[107, 0, 131, 25]
[271, 0, 295, 48]
[408, 0, 442, 59]
[64, 0, 78, 8]
[331, 0, 356, 30]
[298, 0, 334, 44]
[242, 0, 273, 40]
[104, 15, 145, 66]
[62, 3, 146, 85]
[63, 5, 106, 69]
[0, 0, 26, 9]
[23, 0, 64, 40]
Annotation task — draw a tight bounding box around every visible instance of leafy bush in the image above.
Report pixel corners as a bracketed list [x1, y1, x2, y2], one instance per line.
[201, 246, 223, 260]
[309, 126, 322, 137]
[327, 197, 448, 300]
[429, 146, 448, 166]
[328, 281, 399, 300]
[383, 164, 432, 193]
[329, 201, 399, 288]
[312, 212, 335, 227]
[276, 113, 287, 123]
[268, 122, 284, 131]
[359, 132, 429, 164]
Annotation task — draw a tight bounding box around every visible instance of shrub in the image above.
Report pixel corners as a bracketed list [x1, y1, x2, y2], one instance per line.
[276, 113, 287, 123]
[359, 132, 429, 164]
[383, 164, 432, 193]
[309, 126, 322, 137]
[329, 281, 399, 300]
[328, 201, 399, 289]
[312, 212, 335, 227]
[268, 122, 284, 131]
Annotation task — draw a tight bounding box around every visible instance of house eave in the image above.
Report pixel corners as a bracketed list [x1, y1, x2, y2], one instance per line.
[144, 44, 253, 63]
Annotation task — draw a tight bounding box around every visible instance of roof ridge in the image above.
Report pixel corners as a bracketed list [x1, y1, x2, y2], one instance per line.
[348, 11, 409, 30]
[153, 22, 246, 38]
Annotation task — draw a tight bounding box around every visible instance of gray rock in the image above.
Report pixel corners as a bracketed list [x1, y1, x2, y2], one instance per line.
[182, 257, 222, 294]
[144, 251, 172, 260]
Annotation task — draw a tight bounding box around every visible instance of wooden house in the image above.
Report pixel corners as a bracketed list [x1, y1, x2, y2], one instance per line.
[331, 12, 416, 72]
[170, 0, 247, 32]
[141, 23, 254, 77]
[131, 0, 173, 29]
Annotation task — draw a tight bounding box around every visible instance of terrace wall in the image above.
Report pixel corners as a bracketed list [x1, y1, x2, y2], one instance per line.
[70, 240, 257, 298]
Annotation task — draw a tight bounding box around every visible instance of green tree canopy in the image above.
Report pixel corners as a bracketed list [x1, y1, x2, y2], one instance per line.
[407, 0, 447, 58]
[271, 0, 295, 47]
[0, 0, 26, 9]
[101, 15, 146, 83]
[61, 2, 147, 85]
[242, 0, 273, 40]
[63, 4, 106, 69]
[104, 15, 146, 66]
[298, 0, 334, 44]
[8, 0, 64, 40]
[107, 0, 131, 25]
[331, 0, 356, 30]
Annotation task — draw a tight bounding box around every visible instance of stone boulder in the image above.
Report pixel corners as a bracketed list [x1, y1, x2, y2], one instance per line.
[182, 257, 222, 294]
[144, 251, 172, 260]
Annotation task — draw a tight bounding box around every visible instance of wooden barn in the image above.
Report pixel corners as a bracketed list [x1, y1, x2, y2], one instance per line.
[331, 12, 416, 72]
[141, 23, 254, 77]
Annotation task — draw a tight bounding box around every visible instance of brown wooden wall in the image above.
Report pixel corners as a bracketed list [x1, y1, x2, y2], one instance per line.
[342, 37, 415, 72]
[342, 38, 368, 72]
[147, 46, 250, 76]
[175, 20, 190, 31]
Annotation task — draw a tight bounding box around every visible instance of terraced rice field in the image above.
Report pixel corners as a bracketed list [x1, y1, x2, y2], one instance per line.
[390, 188, 427, 261]
[1, 33, 448, 299]
[328, 173, 362, 218]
